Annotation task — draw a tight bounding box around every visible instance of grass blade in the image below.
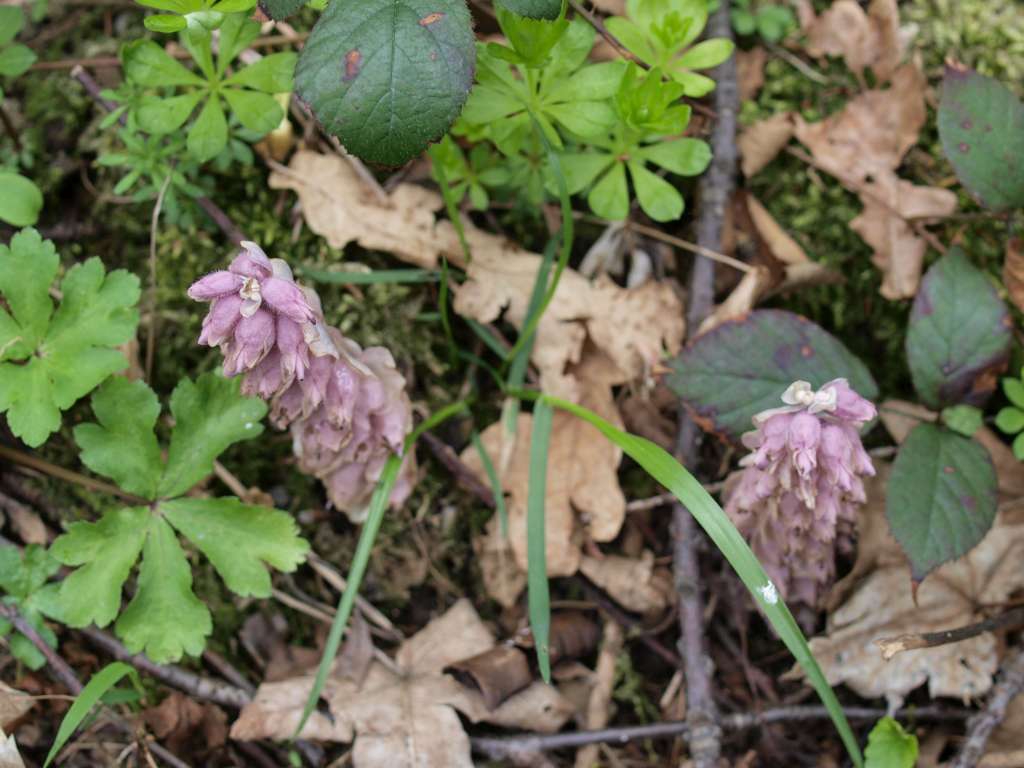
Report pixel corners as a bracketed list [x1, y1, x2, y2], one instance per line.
[45, 662, 140, 767]
[537, 394, 864, 768]
[299, 267, 440, 285]
[526, 398, 553, 682]
[471, 429, 508, 536]
[293, 400, 471, 739]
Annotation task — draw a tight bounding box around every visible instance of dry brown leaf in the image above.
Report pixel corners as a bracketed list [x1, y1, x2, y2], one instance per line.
[0, 685, 32, 733]
[473, 516, 526, 609]
[1003, 238, 1024, 314]
[746, 195, 808, 266]
[803, 0, 902, 82]
[987, 694, 1024, 762]
[143, 692, 227, 756]
[579, 551, 672, 614]
[737, 46, 767, 102]
[0, 731, 24, 768]
[461, 361, 626, 579]
[739, 113, 794, 177]
[808, 512, 1024, 703]
[231, 599, 573, 767]
[698, 266, 773, 334]
[574, 621, 623, 768]
[849, 173, 958, 299]
[270, 151, 684, 400]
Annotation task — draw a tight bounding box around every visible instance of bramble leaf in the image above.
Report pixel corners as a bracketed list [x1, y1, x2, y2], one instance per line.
[51, 507, 150, 628]
[906, 248, 1010, 409]
[73, 377, 163, 499]
[115, 516, 211, 661]
[162, 497, 309, 597]
[159, 372, 267, 498]
[295, 0, 476, 165]
[0, 230, 140, 447]
[887, 423, 997, 581]
[668, 309, 878, 440]
[938, 65, 1024, 211]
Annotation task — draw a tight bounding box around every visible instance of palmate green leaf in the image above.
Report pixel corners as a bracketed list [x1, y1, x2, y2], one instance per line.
[906, 248, 1010, 409]
[116, 516, 212, 661]
[0, 172, 42, 227]
[0, 230, 140, 447]
[295, 0, 476, 165]
[162, 497, 308, 597]
[159, 371, 267, 498]
[0, 545, 62, 671]
[888, 423, 997, 581]
[864, 718, 918, 768]
[51, 507, 150, 629]
[938, 65, 1024, 211]
[495, 0, 561, 19]
[73, 378, 163, 499]
[0, 545, 60, 600]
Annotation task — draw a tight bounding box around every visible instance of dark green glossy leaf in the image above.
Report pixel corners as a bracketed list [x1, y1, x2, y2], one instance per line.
[887, 423, 997, 581]
[938, 65, 1024, 211]
[906, 247, 1010, 409]
[668, 309, 877, 441]
[295, 0, 475, 165]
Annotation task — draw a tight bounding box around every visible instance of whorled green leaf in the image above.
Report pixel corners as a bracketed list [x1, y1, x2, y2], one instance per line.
[0, 172, 42, 227]
[115, 516, 212, 661]
[162, 497, 308, 597]
[295, 0, 476, 165]
[494, 0, 561, 19]
[887, 423, 997, 582]
[186, 95, 228, 162]
[121, 39, 204, 87]
[0, 230, 140, 447]
[938, 64, 1024, 211]
[159, 371, 267, 498]
[51, 507, 150, 628]
[667, 309, 877, 441]
[906, 247, 1010, 409]
[864, 718, 918, 768]
[73, 377, 164, 500]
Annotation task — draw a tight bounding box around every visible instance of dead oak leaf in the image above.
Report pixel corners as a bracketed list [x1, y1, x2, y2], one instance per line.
[579, 551, 672, 615]
[231, 600, 573, 767]
[803, 0, 902, 82]
[736, 47, 767, 102]
[739, 113, 795, 177]
[807, 512, 1024, 703]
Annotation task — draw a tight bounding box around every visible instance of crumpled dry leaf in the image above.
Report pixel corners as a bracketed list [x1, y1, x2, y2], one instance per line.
[579, 551, 672, 614]
[739, 113, 794, 177]
[473, 516, 526, 609]
[270, 152, 684, 400]
[737, 47, 768, 102]
[803, 0, 902, 82]
[231, 599, 573, 767]
[143, 692, 228, 756]
[574, 621, 623, 768]
[1003, 238, 1024, 315]
[462, 355, 626, 579]
[0, 730, 24, 768]
[793, 62, 957, 298]
[0, 685, 32, 734]
[807, 511, 1024, 703]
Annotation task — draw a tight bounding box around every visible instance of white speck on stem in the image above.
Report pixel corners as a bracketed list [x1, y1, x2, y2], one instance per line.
[759, 580, 779, 605]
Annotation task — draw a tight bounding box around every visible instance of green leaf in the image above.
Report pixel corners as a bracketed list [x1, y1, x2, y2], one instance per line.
[1004, 375, 1024, 409]
[559, 152, 614, 194]
[295, 0, 476, 165]
[144, 14, 188, 33]
[74, 377, 164, 499]
[122, 39, 205, 87]
[995, 407, 1024, 435]
[0, 545, 60, 599]
[162, 497, 308, 597]
[44, 663, 141, 768]
[116, 516, 211, 661]
[0, 7, 25, 47]
[51, 507, 150, 628]
[494, 7, 570, 67]
[938, 65, 1024, 211]
[0, 43, 36, 78]
[676, 37, 733, 69]
[186, 94, 228, 161]
[628, 160, 684, 221]
[668, 309, 878, 440]
[0, 176, 42, 230]
[527, 399, 553, 682]
[136, 91, 205, 134]
[588, 161, 629, 220]
[906, 248, 1010, 409]
[222, 88, 284, 134]
[0, 228, 58, 353]
[223, 52, 296, 92]
[216, 13, 260, 73]
[159, 372, 267, 498]
[494, 0, 561, 19]
[887, 423, 997, 581]
[257, 0, 305, 20]
[637, 136, 711, 175]
[941, 404, 983, 438]
[544, 100, 617, 138]
[604, 17, 654, 64]
[864, 718, 918, 768]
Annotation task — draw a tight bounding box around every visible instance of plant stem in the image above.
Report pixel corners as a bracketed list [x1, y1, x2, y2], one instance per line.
[876, 606, 1024, 660]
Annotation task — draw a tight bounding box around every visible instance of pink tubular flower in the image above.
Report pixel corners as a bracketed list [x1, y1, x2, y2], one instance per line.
[725, 379, 876, 607]
[188, 242, 416, 519]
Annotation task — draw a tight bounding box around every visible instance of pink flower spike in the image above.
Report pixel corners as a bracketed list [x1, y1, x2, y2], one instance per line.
[198, 294, 243, 347]
[823, 378, 877, 423]
[188, 271, 242, 300]
[788, 412, 820, 477]
[230, 242, 273, 278]
[276, 317, 310, 380]
[224, 308, 276, 375]
[262, 277, 315, 323]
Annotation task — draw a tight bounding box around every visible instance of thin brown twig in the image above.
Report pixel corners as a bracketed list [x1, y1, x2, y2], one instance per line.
[0, 444, 148, 504]
[420, 432, 496, 508]
[625, 220, 753, 273]
[953, 647, 1024, 768]
[569, 0, 644, 66]
[876, 606, 1024, 660]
